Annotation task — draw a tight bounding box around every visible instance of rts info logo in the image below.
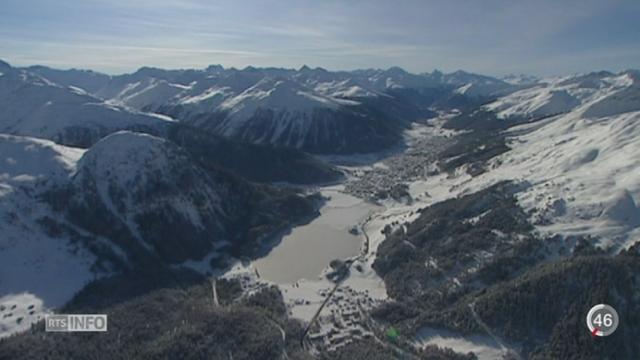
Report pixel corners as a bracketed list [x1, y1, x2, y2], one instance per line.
[45, 314, 108, 332]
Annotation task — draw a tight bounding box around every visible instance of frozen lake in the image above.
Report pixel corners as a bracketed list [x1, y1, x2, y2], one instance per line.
[253, 188, 378, 284]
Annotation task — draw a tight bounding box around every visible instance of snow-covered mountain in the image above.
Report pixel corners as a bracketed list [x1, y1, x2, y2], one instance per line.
[64, 131, 236, 263]
[437, 70, 640, 250]
[28, 63, 521, 153]
[2, 58, 640, 353]
[500, 73, 541, 86]
[0, 65, 173, 147]
[101, 77, 189, 110]
[0, 135, 97, 337]
[443, 70, 518, 98]
[482, 70, 639, 121]
[26, 65, 111, 94]
[0, 129, 320, 337]
[499, 109, 640, 249]
[157, 73, 410, 153]
[189, 77, 394, 153]
[47, 130, 320, 264]
[0, 60, 11, 74]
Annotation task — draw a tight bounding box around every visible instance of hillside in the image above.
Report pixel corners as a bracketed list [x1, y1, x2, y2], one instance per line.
[167, 125, 342, 184]
[369, 69, 640, 359]
[46, 131, 320, 265]
[0, 66, 172, 147]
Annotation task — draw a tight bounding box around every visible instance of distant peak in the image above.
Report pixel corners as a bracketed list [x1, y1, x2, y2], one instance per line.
[0, 59, 10, 70]
[135, 66, 157, 72]
[450, 69, 471, 76]
[589, 70, 615, 77]
[386, 66, 407, 75]
[206, 64, 224, 72]
[622, 69, 640, 83]
[252, 76, 301, 92]
[84, 131, 166, 157]
[133, 66, 165, 77]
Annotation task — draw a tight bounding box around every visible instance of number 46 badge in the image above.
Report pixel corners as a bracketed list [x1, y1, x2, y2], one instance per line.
[586, 304, 619, 337]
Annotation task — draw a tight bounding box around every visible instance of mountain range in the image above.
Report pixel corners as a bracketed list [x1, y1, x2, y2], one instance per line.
[21, 61, 522, 153]
[1, 59, 640, 358]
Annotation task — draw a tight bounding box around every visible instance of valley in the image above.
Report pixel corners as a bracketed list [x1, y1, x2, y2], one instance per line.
[1, 60, 639, 359]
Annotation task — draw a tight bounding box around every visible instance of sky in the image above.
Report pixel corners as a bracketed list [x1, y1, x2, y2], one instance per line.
[1, 0, 638, 76]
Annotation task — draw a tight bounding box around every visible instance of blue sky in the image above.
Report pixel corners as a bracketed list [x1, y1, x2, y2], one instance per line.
[1, 0, 638, 76]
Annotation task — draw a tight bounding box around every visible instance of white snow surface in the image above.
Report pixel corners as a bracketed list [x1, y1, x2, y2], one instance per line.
[105, 77, 187, 110]
[0, 293, 50, 339]
[500, 73, 541, 86]
[484, 71, 638, 120]
[0, 69, 173, 146]
[221, 77, 346, 113]
[503, 111, 640, 248]
[0, 135, 98, 338]
[424, 108, 640, 250]
[74, 131, 225, 242]
[415, 327, 512, 360]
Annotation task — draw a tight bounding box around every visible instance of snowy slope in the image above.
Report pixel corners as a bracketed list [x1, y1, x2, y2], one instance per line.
[483, 71, 636, 121]
[198, 77, 405, 153]
[0, 69, 173, 147]
[501, 109, 640, 248]
[484, 86, 580, 120]
[155, 69, 267, 117]
[103, 77, 188, 110]
[26, 65, 111, 93]
[313, 78, 384, 99]
[351, 66, 438, 90]
[0, 135, 98, 338]
[0, 133, 83, 182]
[72, 67, 412, 153]
[444, 70, 517, 98]
[432, 75, 640, 250]
[69, 131, 234, 263]
[215, 77, 357, 130]
[57, 130, 320, 263]
[582, 70, 640, 118]
[501, 73, 541, 86]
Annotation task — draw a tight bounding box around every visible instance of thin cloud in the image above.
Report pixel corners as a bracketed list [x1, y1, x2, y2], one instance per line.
[1, 0, 637, 75]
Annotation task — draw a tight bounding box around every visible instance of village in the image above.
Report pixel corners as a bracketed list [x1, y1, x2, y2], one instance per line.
[343, 123, 452, 202]
[305, 285, 382, 352]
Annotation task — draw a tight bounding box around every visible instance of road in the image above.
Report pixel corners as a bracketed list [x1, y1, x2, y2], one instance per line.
[468, 302, 522, 360]
[301, 268, 346, 341]
[358, 214, 373, 257]
[211, 278, 219, 306]
[267, 318, 290, 360]
[301, 207, 382, 346]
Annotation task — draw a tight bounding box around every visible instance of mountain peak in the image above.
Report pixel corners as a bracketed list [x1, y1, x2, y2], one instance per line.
[206, 64, 224, 73]
[0, 59, 11, 72]
[242, 65, 260, 72]
[386, 66, 408, 75]
[85, 130, 166, 154]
